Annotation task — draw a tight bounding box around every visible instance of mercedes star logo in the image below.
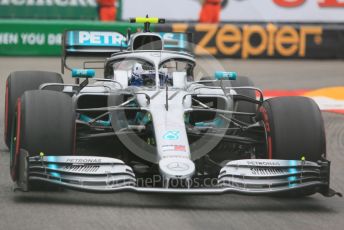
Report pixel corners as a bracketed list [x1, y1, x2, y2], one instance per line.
[167, 162, 190, 172]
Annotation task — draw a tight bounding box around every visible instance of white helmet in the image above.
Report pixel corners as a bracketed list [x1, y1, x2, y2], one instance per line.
[133, 63, 143, 75]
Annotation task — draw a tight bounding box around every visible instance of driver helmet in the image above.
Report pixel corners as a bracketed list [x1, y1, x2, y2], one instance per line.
[130, 62, 156, 87]
[130, 63, 144, 86]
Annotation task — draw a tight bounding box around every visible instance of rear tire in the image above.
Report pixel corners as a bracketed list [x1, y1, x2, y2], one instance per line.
[5, 71, 63, 148]
[10, 90, 75, 181]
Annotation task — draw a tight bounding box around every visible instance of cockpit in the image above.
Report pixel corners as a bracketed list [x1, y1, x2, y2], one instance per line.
[107, 57, 195, 89]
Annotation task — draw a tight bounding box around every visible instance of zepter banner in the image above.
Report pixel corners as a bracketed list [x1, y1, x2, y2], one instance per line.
[122, 0, 344, 23]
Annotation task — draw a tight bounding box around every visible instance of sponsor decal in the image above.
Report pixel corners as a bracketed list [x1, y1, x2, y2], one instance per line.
[75, 31, 125, 46]
[0, 0, 97, 7]
[274, 0, 344, 8]
[175, 145, 186, 151]
[0, 0, 98, 20]
[159, 32, 189, 50]
[0, 32, 61, 46]
[250, 168, 288, 176]
[66, 158, 102, 163]
[273, 0, 306, 7]
[246, 161, 281, 166]
[0, 20, 139, 56]
[163, 130, 180, 140]
[123, 0, 344, 22]
[162, 145, 186, 152]
[318, 0, 344, 7]
[162, 155, 189, 159]
[172, 23, 323, 58]
[167, 162, 190, 172]
[62, 164, 100, 173]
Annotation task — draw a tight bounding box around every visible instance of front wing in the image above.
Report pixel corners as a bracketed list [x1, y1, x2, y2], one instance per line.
[15, 149, 340, 197]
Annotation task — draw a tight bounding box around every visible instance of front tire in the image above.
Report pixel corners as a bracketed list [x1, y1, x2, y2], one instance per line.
[257, 96, 326, 196]
[10, 90, 75, 181]
[257, 96, 326, 161]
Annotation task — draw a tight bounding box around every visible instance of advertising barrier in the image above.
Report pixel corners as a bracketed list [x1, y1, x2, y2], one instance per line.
[0, 20, 343, 58]
[0, 0, 98, 20]
[158, 23, 344, 59]
[122, 0, 344, 23]
[1, 0, 343, 22]
[0, 20, 139, 56]
[0, 0, 124, 20]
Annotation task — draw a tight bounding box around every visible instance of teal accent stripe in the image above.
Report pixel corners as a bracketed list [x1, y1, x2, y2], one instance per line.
[69, 31, 74, 46]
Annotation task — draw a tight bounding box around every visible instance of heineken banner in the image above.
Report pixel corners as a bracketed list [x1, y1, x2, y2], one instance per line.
[0, 0, 98, 20]
[0, 20, 139, 56]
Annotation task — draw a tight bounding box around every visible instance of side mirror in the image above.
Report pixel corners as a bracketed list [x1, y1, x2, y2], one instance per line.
[214, 71, 237, 80]
[72, 69, 95, 78]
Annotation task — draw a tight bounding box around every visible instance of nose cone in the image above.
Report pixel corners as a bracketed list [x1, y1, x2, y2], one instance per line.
[159, 158, 195, 179]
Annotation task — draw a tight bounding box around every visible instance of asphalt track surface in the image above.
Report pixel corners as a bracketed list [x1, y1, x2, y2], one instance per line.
[0, 57, 343, 230]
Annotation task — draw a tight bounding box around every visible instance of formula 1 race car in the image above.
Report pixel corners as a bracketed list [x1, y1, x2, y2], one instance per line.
[4, 17, 340, 197]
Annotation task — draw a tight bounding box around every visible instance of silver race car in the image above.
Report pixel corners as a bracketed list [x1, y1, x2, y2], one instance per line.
[4, 17, 340, 197]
